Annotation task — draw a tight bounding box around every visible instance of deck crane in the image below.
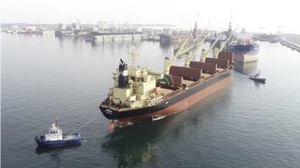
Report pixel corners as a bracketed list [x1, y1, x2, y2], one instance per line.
[175, 13, 199, 57]
[184, 33, 209, 67]
[200, 32, 224, 62]
[73, 18, 83, 36]
[147, 37, 190, 87]
[213, 31, 235, 58]
[163, 37, 190, 75]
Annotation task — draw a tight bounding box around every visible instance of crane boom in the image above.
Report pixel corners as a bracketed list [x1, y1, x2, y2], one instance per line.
[220, 32, 234, 51]
[184, 34, 209, 67]
[163, 37, 190, 74]
[200, 32, 224, 62]
[213, 31, 235, 58]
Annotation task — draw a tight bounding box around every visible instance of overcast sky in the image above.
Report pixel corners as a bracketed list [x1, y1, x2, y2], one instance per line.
[1, 0, 300, 33]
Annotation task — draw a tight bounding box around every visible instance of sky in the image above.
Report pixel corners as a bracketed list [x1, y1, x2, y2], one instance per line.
[1, 0, 300, 33]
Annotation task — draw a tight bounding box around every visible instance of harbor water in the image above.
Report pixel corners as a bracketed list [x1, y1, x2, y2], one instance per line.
[2, 33, 300, 168]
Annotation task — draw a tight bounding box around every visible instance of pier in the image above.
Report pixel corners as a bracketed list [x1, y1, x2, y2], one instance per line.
[279, 34, 300, 52]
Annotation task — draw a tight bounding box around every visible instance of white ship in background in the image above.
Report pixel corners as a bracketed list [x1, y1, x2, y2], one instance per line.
[84, 21, 143, 43]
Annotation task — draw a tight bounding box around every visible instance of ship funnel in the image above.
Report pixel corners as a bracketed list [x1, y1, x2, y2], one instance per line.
[118, 60, 128, 88]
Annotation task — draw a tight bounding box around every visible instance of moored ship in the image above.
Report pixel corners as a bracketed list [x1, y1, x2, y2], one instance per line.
[228, 29, 259, 63]
[99, 37, 234, 126]
[85, 32, 143, 43]
[228, 40, 259, 63]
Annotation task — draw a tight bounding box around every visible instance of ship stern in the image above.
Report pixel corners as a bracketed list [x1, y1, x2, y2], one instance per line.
[99, 105, 119, 120]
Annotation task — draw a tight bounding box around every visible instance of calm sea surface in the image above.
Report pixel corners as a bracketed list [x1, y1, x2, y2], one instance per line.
[2, 33, 300, 168]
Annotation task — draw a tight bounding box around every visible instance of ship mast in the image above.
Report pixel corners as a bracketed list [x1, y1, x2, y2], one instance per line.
[192, 13, 199, 39]
[164, 14, 202, 74]
[129, 47, 139, 66]
[228, 10, 233, 35]
[211, 10, 234, 57]
[184, 13, 209, 67]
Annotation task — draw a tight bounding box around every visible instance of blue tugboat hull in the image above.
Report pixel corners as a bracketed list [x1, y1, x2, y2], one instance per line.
[35, 134, 81, 148]
[228, 43, 260, 62]
[228, 44, 259, 54]
[249, 76, 266, 83]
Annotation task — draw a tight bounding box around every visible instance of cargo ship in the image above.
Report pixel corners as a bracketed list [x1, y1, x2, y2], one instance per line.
[228, 40, 259, 62]
[85, 32, 143, 43]
[99, 42, 234, 126]
[228, 31, 260, 63]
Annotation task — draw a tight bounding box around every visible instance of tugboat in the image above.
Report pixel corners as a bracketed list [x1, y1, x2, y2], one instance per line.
[249, 71, 266, 83]
[35, 119, 81, 148]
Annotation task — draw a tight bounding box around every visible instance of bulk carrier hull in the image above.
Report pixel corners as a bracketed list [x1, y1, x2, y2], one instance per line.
[100, 69, 232, 126]
[233, 52, 259, 63]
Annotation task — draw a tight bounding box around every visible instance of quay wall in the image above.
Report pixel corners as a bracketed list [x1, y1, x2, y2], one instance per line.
[279, 34, 300, 52]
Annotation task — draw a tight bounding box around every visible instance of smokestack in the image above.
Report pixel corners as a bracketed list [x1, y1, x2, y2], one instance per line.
[118, 60, 128, 88]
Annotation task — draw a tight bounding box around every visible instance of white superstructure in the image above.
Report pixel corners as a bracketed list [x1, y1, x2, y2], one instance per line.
[44, 120, 63, 141]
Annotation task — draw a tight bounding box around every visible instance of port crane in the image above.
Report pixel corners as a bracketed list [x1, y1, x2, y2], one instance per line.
[200, 32, 224, 62]
[211, 10, 236, 58]
[175, 13, 200, 57]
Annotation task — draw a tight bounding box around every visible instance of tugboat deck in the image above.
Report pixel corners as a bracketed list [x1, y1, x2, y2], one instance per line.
[63, 135, 77, 140]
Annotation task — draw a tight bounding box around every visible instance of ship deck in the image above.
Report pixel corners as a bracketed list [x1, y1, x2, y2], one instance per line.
[216, 68, 223, 72]
[201, 73, 211, 78]
[63, 134, 78, 140]
[182, 80, 194, 86]
[102, 67, 231, 113]
[160, 88, 174, 95]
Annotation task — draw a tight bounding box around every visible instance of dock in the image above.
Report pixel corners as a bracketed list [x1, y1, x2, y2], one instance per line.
[279, 34, 300, 52]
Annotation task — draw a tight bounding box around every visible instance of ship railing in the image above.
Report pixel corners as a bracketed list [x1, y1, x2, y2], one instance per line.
[147, 96, 164, 106]
[218, 68, 229, 75]
[162, 88, 182, 100]
[187, 80, 203, 88]
[203, 73, 216, 81]
[108, 100, 132, 110]
[101, 97, 110, 106]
